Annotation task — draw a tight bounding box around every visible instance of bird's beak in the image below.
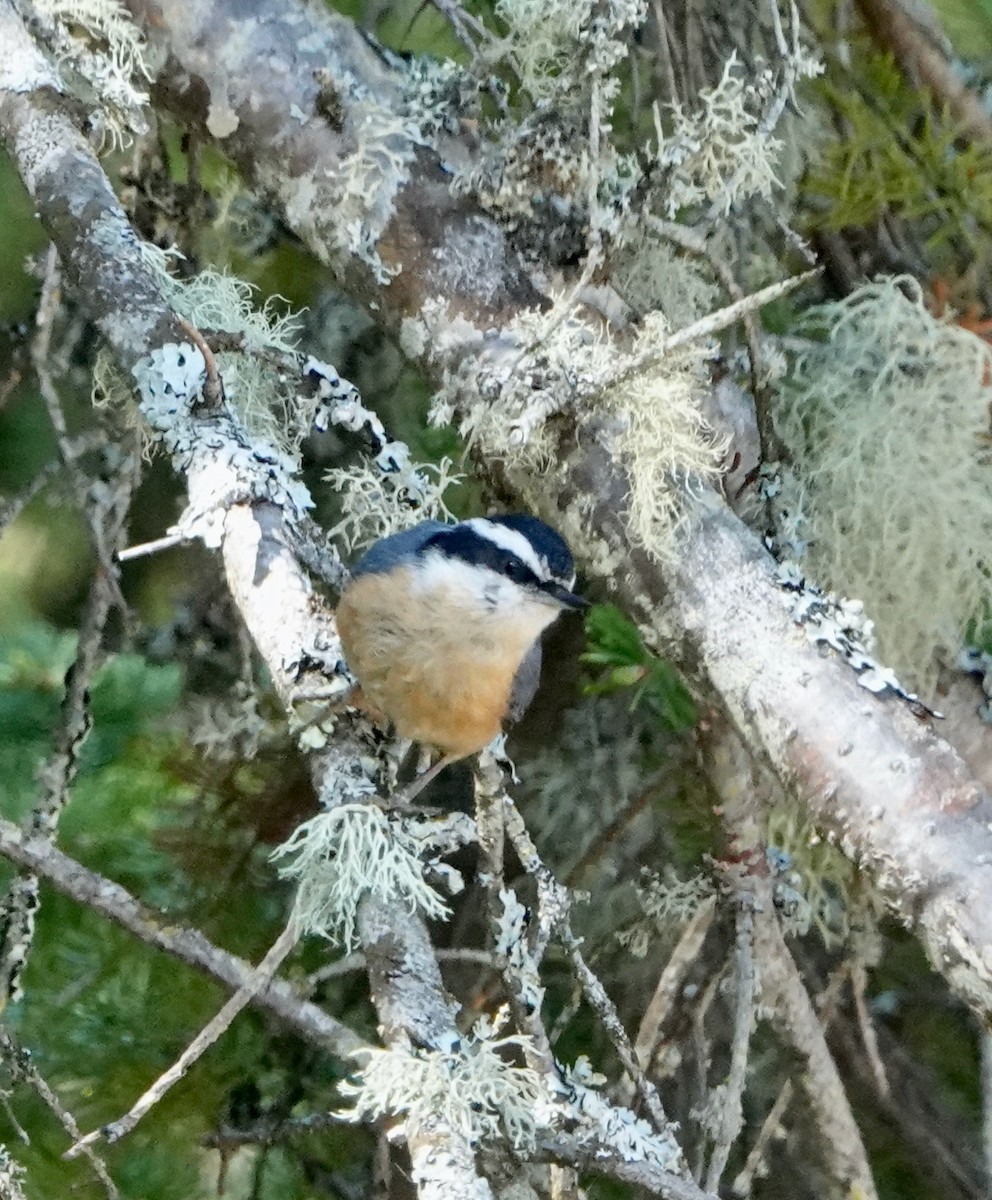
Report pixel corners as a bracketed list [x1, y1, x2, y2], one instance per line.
[544, 581, 590, 610]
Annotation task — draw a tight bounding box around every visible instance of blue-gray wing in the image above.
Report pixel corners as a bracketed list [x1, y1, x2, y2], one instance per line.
[350, 521, 450, 577]
[508, 639, 543, 723]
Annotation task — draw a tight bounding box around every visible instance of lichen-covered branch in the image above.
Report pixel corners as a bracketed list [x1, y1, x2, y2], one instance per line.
[115, 0, 992, 1026]
[126, 0, 543, 323]
[0, 11, 706, 1192]
[0, 10, 490, 1195]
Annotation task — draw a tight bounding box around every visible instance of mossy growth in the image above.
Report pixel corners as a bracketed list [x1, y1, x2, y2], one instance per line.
[804, 51, 992, 273]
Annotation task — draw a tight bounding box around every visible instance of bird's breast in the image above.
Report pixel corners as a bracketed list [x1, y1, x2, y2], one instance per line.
[337, 568, 542, 757]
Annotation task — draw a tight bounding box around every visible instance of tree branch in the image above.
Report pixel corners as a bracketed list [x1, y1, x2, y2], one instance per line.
[0, 816, 365, 1059]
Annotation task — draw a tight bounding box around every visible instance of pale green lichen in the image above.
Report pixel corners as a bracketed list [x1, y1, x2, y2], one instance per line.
[325, 455, 463, 553]
[766, 804, 882, 952]
[604, 315, 727, 560]
[771, 276, 992, 691]
[24, 0, 150, 149]
[334, 101, 424, 284]
[272, 805, 453, 951]
[613, 229, 721, 321]
[426, 295, 724, 562]
[340, 1009, 545, 1150]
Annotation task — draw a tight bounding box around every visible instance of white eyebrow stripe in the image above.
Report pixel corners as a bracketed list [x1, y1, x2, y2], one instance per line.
[463, 518, 548, 579]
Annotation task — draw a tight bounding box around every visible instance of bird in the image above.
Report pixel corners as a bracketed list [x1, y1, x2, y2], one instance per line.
[336, 515, 587, 799]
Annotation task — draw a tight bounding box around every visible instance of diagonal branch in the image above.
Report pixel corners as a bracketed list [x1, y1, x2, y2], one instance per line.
[0, 816, 364, 1058]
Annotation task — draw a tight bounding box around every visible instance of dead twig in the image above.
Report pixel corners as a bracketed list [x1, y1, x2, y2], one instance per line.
[66, 918, 299, 1157]
[0, 1028, 118, 1199]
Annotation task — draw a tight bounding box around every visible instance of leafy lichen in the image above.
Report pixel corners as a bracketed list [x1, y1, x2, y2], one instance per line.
[271, 804, 455, 951]
[340, 1009, 545, 1150]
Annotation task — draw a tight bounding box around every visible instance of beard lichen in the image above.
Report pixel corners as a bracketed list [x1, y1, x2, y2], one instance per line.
[772, 276, 992, 692]
[24, 0, 150, 150]
[604, 314, 727, 561]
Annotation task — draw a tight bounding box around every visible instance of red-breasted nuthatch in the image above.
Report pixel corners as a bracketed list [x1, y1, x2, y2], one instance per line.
[337, 515, 587, 792]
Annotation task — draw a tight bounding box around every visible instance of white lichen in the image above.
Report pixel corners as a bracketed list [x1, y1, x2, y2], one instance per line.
[771, 276, 992, 691]
[271, 805, 455, 951]
[773, 558, 936, 710]
[495, 887, 545, 1016]
[543, 1056, 683, 1168]
[142, 245, 315, 453]
[655, 50, 821, 217]
[97, 245, 325, 462]
[340, 1009, 545, 1150]
[189, 685, 267, 762]
[21, 0, 150, 149]
[0, 1147, 26, 1200]
[325, 455, 462, 554]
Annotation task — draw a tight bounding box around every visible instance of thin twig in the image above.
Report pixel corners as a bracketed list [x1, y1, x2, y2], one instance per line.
[633, 894, 718, 1075]
[567, 942, 672, 1133]
[116, 532, 186, 562]
[0, 459, 61, 534]
[422, 0, 493, 52]
[0, 492, 128, 1007]
[730, 964, 849, 1196]
[176, 315, 223, 405]
[67, 918, 300, 1157]
[500, 791, 672, 1135]
[31, 245, 131, 616]
[849, 959, 889, 1097]
[704, 0, 804, 223]
[730, 1080, 792, 1197]
[646, 214, 771, 441]
[565, 776, 663, 886]
[472, 755, 558, 1074]
[612, 268, 821, 396]
[0, 817, 365, 1057]
[703, 895, 756, 1192]
[0, 1028, 118, 1199]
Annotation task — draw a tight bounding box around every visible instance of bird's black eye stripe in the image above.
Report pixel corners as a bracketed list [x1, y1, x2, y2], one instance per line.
[424, 526, 542, 587]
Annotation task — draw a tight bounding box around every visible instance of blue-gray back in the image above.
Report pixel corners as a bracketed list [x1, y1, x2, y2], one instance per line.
[350, 521, 450, 577]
